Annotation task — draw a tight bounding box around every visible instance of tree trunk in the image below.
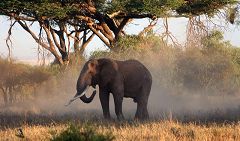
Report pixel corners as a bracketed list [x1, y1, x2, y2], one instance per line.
[80, 33, 95, 54]
[59, 32, 68, 61]
[73, 28, 81, 52]
[55, 22, 69, 65]
[1, 87, 8, 106]
[3, 93, 8, 106]
[9, 86, 13, 104]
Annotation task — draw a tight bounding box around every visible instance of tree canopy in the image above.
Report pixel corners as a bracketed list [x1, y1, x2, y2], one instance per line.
[0, 0, 238, 65]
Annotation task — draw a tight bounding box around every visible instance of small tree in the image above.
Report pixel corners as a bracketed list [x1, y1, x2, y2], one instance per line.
[0, 59, 51, 105]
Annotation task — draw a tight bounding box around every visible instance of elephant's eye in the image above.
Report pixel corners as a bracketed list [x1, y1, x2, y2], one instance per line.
[88, 71, 93, 74]
[89, 69, 96, 75]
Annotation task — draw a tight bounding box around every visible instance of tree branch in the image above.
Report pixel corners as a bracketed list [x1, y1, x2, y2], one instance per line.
[6, 20, 16, 59]
[17, 21, 51, 51]
[7, 12, 36, 21]
[49, 27, 61, 50]
[139, 20, 157, 37]
[115, 17, 130, 40]
[88, 25, 111, 48]
[114, 13, 157, 20]
[80, 33, 95, 53]
[95, 24, 114, 42]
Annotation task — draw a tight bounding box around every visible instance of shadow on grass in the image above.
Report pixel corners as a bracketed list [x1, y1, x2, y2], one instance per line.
[1, 106, 240, 129]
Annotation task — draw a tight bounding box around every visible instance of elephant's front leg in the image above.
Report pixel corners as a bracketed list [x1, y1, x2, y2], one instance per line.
[113, 94, 124, 120]
[112, 84, 124, 120]
[99, 89, 111, 119]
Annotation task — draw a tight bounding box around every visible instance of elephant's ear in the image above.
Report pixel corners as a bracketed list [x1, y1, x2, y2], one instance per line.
[88, 60, 98, 75]
[98, 59, 118, 84]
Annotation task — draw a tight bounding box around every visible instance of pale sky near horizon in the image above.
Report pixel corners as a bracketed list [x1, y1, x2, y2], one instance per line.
[0, 16, 239, 64]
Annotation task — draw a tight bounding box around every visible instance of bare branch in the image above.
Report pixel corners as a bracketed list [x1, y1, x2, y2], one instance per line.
[63, 28, 71, 61]
[186, 16, 208, 48]
[80, 33, 95, 53]
[108, 11, 121, 18]
[49, 27, 61, 49]
[88, 25, 111, 48]
[139, 19, 157, 37]
[6, 20, 16, 60]
[18, 20, 63, 64]
[7, 13, 36, 21]
[162, 17, 181, 47]
[115, 17, 130, 39]
[17, 21, 49, 50]
[73, 27, 81, 52]
[95, 24, 114, 42]
[37, 25, 43, 63]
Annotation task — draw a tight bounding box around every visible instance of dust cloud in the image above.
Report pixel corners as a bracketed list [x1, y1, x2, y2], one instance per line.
[1, 53, 240, 122]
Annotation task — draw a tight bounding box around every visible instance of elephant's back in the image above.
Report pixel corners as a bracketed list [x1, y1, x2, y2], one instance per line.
[117, 59, 152, 90]
[118, 59, 151, 75]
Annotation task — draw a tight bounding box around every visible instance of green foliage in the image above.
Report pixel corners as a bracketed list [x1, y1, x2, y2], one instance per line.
[51, 123, 114, 141]
[176, 0, 237, 16]
[0, 0, 236, 19]
[109, 0, 182, 13]
[115, 33, 163, 52]
[108, 0, 185, 16]
[117, 35, 142, 50]
[1, 0, 74, 19]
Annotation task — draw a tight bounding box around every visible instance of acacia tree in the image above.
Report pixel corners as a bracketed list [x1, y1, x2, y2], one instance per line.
[0, 59, 50, 105]
[0, 0, 236, 65]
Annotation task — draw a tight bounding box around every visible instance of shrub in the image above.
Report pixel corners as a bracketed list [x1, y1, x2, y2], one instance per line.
[51, 123, 115, 141]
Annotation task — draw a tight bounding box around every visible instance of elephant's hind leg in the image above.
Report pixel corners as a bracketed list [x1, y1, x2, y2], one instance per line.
[135, 87, 150, 120]
[135, 100, 149, 120]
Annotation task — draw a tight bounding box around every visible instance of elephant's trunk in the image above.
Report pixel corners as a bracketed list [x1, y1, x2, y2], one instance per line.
[65, 86, 89, 106]
[76, 72, 96, 103]
[80, 90, 97, 103]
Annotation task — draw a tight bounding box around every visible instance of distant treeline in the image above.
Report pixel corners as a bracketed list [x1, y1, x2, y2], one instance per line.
[1, 30, 240, 106]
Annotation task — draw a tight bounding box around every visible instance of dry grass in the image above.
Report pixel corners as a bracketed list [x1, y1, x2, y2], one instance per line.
[1, 120, 240, 141]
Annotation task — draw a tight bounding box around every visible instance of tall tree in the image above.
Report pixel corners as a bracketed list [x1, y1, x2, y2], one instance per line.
[0, 0, 237, 65]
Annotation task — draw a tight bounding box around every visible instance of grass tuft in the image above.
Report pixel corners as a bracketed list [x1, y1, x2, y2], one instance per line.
[51, 123, 115, 141]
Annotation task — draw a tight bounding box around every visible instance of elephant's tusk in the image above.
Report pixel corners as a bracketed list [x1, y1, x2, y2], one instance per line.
[65, 86, 89, 106]
[65, 95, 82, 106]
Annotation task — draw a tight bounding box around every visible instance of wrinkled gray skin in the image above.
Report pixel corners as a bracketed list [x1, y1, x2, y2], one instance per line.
[76, 58, 152, 120]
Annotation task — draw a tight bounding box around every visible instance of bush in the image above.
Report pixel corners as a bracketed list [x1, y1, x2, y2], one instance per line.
[0, 59, 52, 105]
[51, 123, 115, 141]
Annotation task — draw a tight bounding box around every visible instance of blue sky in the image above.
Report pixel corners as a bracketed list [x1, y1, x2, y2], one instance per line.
[0, 16, 239, 63]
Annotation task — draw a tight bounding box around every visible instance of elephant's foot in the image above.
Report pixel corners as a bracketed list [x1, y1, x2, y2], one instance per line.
[103, 114, 112, 120]
[101, 116, 114, 122]
[134, 116, 148, 121]
[135, 102, 149, 120]
[117, 114, 125, 121]
[134, 112, 149, 121]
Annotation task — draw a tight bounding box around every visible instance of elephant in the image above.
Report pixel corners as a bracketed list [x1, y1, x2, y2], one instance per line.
[66, 58, 152, 120]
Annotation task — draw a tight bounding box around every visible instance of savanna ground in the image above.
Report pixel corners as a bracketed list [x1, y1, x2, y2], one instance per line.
[1, 31, 240, 140]
[1, 111, 240, 141]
